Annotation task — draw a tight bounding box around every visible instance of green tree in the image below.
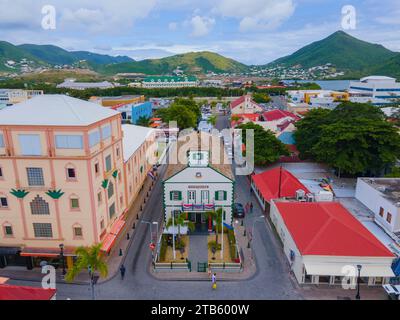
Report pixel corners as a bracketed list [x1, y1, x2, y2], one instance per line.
[155, 103, 197, 129]
[253, 92, 271, 103]
[295, 102, 400, 176]
[166, 212, 195, 241]
[65, 244, 108, 300]
[294, 108, 332, 159]
[207, 208, 224, 245]
[136, 116, 151, 127]
[207, 115, 217, 126]
[237, 122, 289, 166]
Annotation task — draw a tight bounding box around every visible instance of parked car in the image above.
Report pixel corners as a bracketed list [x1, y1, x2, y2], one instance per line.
[233, 203, 245, 218]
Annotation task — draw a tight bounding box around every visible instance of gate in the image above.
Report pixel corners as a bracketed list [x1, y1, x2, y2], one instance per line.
[197, 262, 208, 272]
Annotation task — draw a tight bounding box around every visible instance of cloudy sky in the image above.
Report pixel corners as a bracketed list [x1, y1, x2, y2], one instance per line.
[0, 0, 399, 64]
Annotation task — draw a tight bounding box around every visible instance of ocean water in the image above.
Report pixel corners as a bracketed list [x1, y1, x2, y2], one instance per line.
[285, 80, 355, 91]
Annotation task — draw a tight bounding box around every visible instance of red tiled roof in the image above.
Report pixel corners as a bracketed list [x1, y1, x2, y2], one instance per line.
[263, 110, 300, 122]
[235, 113, 260, 121]
[252, 167, 309, 202]
[0, 284, 56, 300]
[275, 202, 395, 257]
[230, 96, 245, 109]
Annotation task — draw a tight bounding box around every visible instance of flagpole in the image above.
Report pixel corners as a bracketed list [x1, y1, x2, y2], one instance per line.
[172, 211, 176, 260]
[221, 210, 224, 260]
[278, 165, 283, 198]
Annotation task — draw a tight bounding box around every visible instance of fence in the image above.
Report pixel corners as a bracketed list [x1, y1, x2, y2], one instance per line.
[153, 261, 191, 272]
[208, 262, 242, 273]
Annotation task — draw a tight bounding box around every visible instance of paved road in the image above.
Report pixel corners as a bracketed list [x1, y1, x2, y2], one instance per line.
[270, 95, 288, 110]
[9, 115, 302, 300]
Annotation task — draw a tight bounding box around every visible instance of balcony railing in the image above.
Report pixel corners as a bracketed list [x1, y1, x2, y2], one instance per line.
[181, 203, 215, 211]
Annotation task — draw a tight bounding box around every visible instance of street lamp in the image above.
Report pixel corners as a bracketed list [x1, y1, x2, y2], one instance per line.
[356, 264, 362, 300]
[59, 243, 66, 276]
[142, 220, 158, 262]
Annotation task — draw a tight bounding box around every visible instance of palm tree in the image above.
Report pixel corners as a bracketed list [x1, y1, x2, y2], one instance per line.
[207, 208, 224, 245]
[166, 212, 195, 260]
[65, 244, 108, 300]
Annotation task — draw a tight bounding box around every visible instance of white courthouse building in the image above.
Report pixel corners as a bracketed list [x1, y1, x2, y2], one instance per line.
[163, 132, 234, 234]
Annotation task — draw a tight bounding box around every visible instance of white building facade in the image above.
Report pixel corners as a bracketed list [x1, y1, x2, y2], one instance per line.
[163, 150, 234, 234]
[356, 178, 400, 235]
[349, 76, 400, 102]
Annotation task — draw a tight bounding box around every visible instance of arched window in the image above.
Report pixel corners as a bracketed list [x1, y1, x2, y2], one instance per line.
[30, 195, 50, 215]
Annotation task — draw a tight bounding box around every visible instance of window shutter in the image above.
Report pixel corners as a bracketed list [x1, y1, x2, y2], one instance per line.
[223, 191, 227, 200]
[170, 191, 173, 201]
[178, 191, 182, 201]
[215, 191, 219, 201]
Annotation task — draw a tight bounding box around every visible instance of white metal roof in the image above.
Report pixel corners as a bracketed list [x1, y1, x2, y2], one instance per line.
[121, 124, 155, 162]
[360, 76, 396, 82]
[0, 95, 119, 126]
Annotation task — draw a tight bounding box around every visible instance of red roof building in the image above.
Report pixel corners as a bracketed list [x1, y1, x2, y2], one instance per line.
[251, 167, 309, 211]
[275, 202, 395, 257]
[263, 110, 300, 122]
[230, 95, 263, 115]
[0, 284, 56, 300]
[231, 113, 261, 127]
[270, 201, 396, 285]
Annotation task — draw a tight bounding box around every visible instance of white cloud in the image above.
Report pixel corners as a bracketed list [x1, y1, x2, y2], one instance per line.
[168, 22, 178, 31]
[215, 0, 295, 32]
[189, 15, 215, 37]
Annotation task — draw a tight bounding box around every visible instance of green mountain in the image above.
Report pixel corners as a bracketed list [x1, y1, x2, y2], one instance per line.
[268, 31, 398, 72]
[99, 51, 249, 75]
[0, 41, 133, 72]
[18, 44, 133, 66]
[0, 41, 44, 71]
[368, 54, 400, 80]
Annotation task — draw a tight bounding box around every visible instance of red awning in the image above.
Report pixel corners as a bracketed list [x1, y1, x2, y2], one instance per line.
[101, 234, 117, 253]
[20, 247, 75, 257]
[110, 219, 126, 236]
[0, 284, 56, 300]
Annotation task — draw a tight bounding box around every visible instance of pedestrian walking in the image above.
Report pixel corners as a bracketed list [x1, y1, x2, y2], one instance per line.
[245, 203, 249, 214]
[250, 202, 254, 213]
[120, 264, 126, 280]
[211, 273, 217, 290]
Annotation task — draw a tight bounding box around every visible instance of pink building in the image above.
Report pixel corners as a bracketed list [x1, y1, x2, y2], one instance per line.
[0, 95, 156, 269]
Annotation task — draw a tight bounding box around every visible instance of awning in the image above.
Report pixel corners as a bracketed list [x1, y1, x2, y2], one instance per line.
[101, 234, 117, 253]
[0, 247, 21, 255]
[20, 247, 75, 258]
[0, 284, 56, 300]
[110, 219, 126, 236]
[304, 263, 395, 278]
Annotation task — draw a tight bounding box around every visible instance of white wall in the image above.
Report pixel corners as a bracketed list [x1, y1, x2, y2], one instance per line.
[355, 178, 400, 233]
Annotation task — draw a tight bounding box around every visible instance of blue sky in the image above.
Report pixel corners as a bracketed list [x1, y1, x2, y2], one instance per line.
[0, 0, 399, 64]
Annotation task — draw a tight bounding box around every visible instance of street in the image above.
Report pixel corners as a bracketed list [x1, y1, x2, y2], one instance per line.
[8, 113, 301, 300]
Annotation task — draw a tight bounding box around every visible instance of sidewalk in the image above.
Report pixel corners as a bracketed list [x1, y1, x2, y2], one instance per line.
[0, 169, 161, 285]
[149, 222, 257, 281]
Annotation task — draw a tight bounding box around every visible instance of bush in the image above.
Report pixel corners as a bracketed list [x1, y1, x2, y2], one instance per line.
[159, 234, 168, 262]
[175, 238, 186, 250]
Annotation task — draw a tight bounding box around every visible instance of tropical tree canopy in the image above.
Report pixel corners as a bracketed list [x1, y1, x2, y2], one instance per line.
[237, 122, 289, 166]
[155, 98, 201, 129]
[65, 244, 108, 282]
[294, 102, 400, 176]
